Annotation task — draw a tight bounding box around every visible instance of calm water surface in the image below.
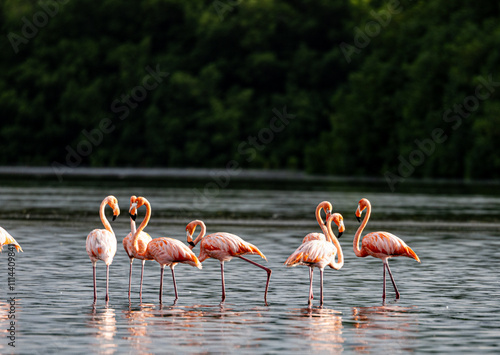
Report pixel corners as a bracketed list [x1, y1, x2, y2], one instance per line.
[0, 178, 499, 354]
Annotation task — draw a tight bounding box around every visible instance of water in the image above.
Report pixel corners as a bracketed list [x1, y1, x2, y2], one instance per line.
[0, 174, 499, 353]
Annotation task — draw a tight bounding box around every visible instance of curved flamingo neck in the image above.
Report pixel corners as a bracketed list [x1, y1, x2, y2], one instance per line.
[100, 199, 113, 234]
[316, 205, 329, 237]
[192, 220, 206, 246]
[354, 202, 371, 257]
[130, 216, 137, 236]
[326, 217, 344, 269]
[133, 200, 151, 250]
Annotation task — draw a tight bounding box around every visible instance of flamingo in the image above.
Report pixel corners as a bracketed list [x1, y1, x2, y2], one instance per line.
[0, 226, 23, 253]
[186, 220, 272, 305]
[132, 197, 202, 304]
[122, 195, 152, 301]
[299, 201, 336, 301]
[86, 195, 120, 303]
[284, 211, 345, 307]
[354, 198, 420, 300]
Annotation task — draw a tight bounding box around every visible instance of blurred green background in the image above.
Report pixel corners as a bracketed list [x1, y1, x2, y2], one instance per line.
[1, 0, 499, 180]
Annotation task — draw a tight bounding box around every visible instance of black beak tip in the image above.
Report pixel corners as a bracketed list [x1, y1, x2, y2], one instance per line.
[112, 215, 117, 222]
[356, 216, 361, 223]
[188, 241, 195, 247]
[337, 231, 343, 239]
[129, 212, 137, 221]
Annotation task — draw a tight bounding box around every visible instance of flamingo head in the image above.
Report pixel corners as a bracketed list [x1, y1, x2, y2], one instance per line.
[105, 195, 120, 221]
[329, 213, 345, 238]
[356, 198, 370, 222]
[318, 201, 333, 226]
[186, 220, 205, 249]
[129, 195, 138, 221]
[134, 196, 150, 209]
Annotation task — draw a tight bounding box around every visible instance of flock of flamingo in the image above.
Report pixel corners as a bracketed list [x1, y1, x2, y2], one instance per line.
[0, 195, 421, 307]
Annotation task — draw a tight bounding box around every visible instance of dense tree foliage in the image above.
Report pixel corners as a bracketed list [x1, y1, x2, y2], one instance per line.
[1, 0, 499, 180]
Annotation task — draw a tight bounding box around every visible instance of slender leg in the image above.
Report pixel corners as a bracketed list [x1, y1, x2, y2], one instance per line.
[171, 266, 178, 305]
[105, 264, 110, 303]
[159, 265, 165, 304]
[308, 267, 314, 306]
[385, 260, 400, 299]
[140, 260, 146, 302]
[92, 262, 97, 304]
[238, 256, 272, 306]
[128, 259, 133, 300]
[220, 262, 226, 304]
[382, 261, 387, 300]
[319, 268, 324, 308]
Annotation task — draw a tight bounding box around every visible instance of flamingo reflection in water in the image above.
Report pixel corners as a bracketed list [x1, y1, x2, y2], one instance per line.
[352, 305, 418, 353]
[88, 306, 117, 355]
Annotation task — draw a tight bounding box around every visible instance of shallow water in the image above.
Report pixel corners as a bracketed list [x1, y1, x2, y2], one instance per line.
[0, 177, 499, 353]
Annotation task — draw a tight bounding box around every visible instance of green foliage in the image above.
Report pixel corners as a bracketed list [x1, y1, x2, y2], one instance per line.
[0, 0, 499, 180]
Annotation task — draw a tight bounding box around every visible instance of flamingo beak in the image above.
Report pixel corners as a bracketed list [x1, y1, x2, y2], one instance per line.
[112, 215, 117, 221]
[129, 212, 137, 221]
[337, 231, 343, 238]
[356, 216, 361, 222]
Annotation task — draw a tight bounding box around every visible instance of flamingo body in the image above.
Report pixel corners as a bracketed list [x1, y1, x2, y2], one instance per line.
[285, 239, 339, 270]
[86, 229, 117, 265]
[198, 232, 266, 263]
[302, 232, 327, 243]
[147, 237, 202, 269]
[360, 231, 420, 262]
[0, 227, 23, 252]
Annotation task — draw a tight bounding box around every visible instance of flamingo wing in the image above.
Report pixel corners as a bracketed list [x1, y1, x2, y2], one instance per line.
[302, 232, 326, 243]
[0, 227, 23, 252]
[148, 238, 202, 269]
[362, 232, 420, 262]
[284, 240, 337, 267]
[86, 229, 117, 265]
[201, 232, 267, 262]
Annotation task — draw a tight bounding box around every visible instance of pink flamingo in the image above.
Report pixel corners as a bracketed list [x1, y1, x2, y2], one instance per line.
[123, 195, 152, 301]
[284, 211, 345, 307]
[186, 220, 272, 305]
[0, 227, 23, 253]
[86, 195, 120, 303]
[299, 201, 336, 299]
[132, 197, 202, 304]
[354, 198, 420, 300]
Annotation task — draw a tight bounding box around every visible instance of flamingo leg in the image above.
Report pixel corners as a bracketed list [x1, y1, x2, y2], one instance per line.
[382, 261, 386, 300]
[128, 259, 133, 300]
[220, 262, 226, 304]
[92, 262, 97, 304]
[105, 264, 110, 303]
[237, 256, 272, 306]
[319, 268, 324, 308]
[385, 260, 400, 299]
[308, 267, 314, 306]
[171, 267, 178, 305]
[159, 265, 165, 304]
[140, 259, 146, 302]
